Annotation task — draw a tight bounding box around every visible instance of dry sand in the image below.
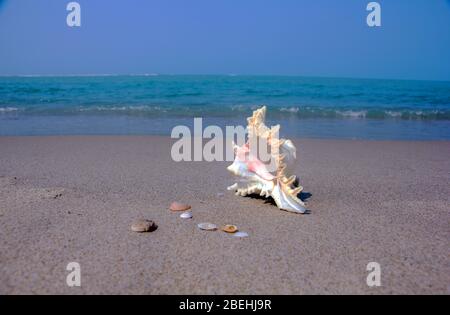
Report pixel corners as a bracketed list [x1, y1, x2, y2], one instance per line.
[0, 136, 449, 294]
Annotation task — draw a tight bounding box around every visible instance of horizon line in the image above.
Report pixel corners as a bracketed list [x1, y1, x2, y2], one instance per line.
[0, 73, 449, 83]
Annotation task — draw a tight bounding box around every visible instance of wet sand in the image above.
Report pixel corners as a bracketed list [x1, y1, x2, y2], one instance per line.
[0, 136, 449, 294]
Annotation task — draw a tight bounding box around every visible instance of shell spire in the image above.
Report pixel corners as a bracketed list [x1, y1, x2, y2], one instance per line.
[227, 106, 306, 213]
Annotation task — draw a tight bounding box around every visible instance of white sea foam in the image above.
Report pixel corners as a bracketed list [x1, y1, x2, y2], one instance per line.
[336, 110, 367, 118]
[0, 107, 19, 112]
[78, 105, 166, 112]
[386, 111, 402, 118]
[279, 107, 300, 113]
[230, 105, 245, 111]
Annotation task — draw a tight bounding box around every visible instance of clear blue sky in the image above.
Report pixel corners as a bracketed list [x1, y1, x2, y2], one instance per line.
[0, 0, 449, 80]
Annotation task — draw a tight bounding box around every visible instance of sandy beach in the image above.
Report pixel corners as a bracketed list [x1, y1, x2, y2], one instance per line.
[0, 136, 448, 294]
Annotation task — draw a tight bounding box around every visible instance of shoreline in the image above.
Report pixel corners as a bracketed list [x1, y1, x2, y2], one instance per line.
[1, 116, 449, 140]
[0, 136, 449, 294]
[1, 134, 450, 142]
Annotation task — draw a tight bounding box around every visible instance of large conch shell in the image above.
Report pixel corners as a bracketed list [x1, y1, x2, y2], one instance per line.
[227, 106, 306, 213]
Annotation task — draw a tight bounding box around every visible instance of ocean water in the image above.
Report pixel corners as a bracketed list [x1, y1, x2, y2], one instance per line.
[0, 75, 449, 140]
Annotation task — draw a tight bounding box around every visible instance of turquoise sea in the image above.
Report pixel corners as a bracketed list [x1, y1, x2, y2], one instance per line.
[0, 75, 449, 140]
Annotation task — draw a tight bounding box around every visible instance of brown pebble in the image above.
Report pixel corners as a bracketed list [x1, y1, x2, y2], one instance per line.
[169, 201, 191, 211]
[221, 225, 238, 233]
[131, 219, 157, 233]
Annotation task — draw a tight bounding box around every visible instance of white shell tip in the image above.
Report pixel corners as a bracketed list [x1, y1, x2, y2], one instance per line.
[180, 211, 193, 219]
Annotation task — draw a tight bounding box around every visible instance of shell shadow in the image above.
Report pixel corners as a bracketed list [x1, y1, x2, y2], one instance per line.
[246, 193, 277, 206]
[149, 223, 158, 232]
[245, 190, 312, 214]
[299, 191, 312, 202]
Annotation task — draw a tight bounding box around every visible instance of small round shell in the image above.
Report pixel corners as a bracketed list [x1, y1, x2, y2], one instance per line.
[221, 225, 238, 233]
[180, 211, 193, 219]
[197, 223, 217, 231]
[169, 202, 191, 212]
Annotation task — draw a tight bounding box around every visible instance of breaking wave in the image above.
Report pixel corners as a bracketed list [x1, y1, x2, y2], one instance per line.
[1, 75, 449, 122]
[0, 107, 19, 113]
[2, 104, 448, 120]
[274, 107, 450, 120]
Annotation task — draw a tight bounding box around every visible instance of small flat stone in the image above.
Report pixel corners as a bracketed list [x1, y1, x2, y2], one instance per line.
[131, 219, 157, 233]
[197, 222, 217, 231]
[169, 202, 191, 212]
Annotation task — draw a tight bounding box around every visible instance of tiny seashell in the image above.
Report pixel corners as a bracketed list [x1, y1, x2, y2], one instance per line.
[131, 219, 157, 233]
[233, 231, 249, 238]
[180, 211, 193, 219]
[197, 222, 217, 231]
[221, 225, 238, 233]
[169, 202, 191, 212]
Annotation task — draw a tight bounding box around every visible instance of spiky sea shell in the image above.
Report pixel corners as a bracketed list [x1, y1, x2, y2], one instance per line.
[227, 106, 306, 213]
